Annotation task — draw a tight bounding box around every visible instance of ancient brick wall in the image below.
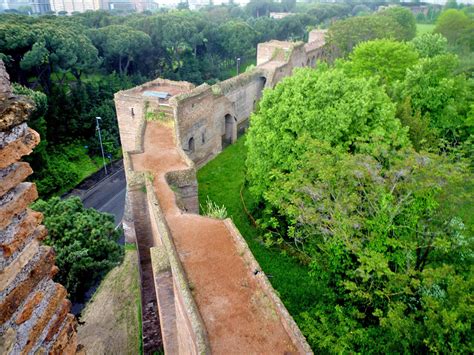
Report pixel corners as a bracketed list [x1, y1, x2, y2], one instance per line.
[114, 78, 195, 154]
[0, 61, 78, 355]
[114, 32, 327, 352]
[174, 31, 326, 167]
[115, 30, 327, 169]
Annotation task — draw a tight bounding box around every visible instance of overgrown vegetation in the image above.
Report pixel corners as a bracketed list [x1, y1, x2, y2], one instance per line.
[1, 2, 354, 197]
[243, 7, 473, 352]
[32, 197, 124, 301]
[200, 196, 228, 219]
[3, 2, 473, 352]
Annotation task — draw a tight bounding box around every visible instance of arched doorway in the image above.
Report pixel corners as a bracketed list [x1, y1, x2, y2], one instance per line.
[188, 137, 195, 153]
[222, 114, 234, 149]
[256, 76, 267, 101]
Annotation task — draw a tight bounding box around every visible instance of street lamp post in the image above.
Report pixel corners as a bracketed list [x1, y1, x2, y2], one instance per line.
[236, 57, 241, 75]
[95, 117, 108, 175]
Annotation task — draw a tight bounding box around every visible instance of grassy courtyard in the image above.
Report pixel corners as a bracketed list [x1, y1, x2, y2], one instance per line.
[197, 137, 322, 325]
[416, 23, 435, 36]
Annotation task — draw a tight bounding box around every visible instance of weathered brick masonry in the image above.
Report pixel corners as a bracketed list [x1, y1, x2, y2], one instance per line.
[115, 30, 327, 353]
[0, 61, 78, 355]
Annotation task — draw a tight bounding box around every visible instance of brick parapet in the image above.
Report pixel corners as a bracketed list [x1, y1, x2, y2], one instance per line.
[145, 178, 210, 354]
[224, 219, 313, 354]
[115, 31, 328, 354]
[0, 61, 77, 354]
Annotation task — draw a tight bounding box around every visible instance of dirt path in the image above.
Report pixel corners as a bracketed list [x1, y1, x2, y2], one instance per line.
[131, 122, 298, 354]
[77, 248, 141, 355]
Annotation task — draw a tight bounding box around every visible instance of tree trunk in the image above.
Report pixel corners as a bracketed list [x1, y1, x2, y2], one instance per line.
[124, 57, 131, 76]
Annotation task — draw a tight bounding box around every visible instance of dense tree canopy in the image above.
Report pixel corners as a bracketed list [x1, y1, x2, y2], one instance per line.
[379, 6, 417, 41]
[245, 10, 473, 347]
[0, 4, 354, 197]
[245, 47, 473, 353]
[347, 39, 419, 85]
[411, 33, 448, 58]
[246, 65, 409, 200]
[398, 53, 472, 149]
[93, 25, 151, 75]
[32, 197, 123, 301]
[326, 15, 404, 57]
[434, 8, 473, 51]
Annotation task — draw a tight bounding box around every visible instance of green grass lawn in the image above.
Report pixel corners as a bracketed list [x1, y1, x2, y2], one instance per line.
[416, 23, 435, 36]
[54, 143, 105, 196]
[222, 58, 257, 78]
[197, 136, 322, 324]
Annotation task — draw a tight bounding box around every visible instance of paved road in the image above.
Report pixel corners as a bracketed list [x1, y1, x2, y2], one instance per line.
[81, 168, 126, 227]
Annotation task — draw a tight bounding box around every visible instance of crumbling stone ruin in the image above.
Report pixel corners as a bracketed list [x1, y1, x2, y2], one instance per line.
[114, 30, 327, 353]
[0, 61, 78, 354]
[116, 30, 327, 168]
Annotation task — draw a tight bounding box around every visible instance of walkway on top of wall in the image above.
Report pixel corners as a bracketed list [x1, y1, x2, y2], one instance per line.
[130, 121, 300, 354]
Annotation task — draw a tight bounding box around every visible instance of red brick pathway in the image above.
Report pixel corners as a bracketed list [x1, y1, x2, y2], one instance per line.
[131, 122, 299, 354]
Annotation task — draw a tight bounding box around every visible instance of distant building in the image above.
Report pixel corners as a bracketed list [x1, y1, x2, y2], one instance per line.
[154, 0, 250, 10]
[32, 0, 51, 12]
[49, 0, 101, 13]
[269, 12, 292, 19]
[401, 0, 473, 4]
[152, 0, 181, 8]
[106, 0, 135, 10]
[48, 0, 156, 13]
[1, 0, 51, 13]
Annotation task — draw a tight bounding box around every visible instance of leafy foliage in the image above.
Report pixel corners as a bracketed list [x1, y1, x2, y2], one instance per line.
[32, 197, 124, 301]
[327, 15, 404, 57]
[292, 147, 473, 353]
[91, 25, 151, 76]
[246, 65, 409, 200]
[411, 33, 448, 58]
[347, 39, 419, 85]
[245, 57, 473, 352]
[379, 6, 417, 41]
[397, 53, 473, 150]
[434, 9, 473, 52]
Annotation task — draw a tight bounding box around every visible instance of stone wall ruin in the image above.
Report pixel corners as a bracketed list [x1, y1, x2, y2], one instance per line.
[114, 30, 327, 353]
[115, 29, 327, 167]
[0, 61, 78, 355]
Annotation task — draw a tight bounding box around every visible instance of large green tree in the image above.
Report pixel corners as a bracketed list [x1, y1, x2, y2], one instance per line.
[32, 197, 123, 301]
[434, 8, 473, 51]
[326, 15, 404, 57]
[397, 53, 473, 148]
[219, 21, 257, 58]
[290, 145, 473, 353]
[93, 25, 151, 76]
[378, 6, 417, 41]
[347, 39, 419, 85]
[246, 65, 409, 201]
[245, 64, 473, 353]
